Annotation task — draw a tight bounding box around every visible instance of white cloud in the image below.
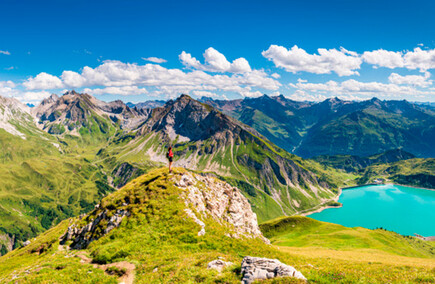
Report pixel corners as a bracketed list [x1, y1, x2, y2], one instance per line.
[191, 90, 223, 99]
[403, 48, 435, 71]
[83, 86, 148, 96]
[286, 90, 328, 102]
[262, 45, 362, 76]
[16, 91, 51, 104]
[180, 47, 252, 73]
[362, 49, 404, 69]
[0, 50, 11, 55]
[363, 48, 435, 71]
[0, 81, 17, 97]
[271, 73, 280, 79]
[61, 70, 88, 88]
[290, 78, 435, 101]
[20, 60, 280, 99]
[239, 90, 264, 98]
[142, 57, 167, 63]
[388, 72, 432, 87]
[23, 72, 64, 90]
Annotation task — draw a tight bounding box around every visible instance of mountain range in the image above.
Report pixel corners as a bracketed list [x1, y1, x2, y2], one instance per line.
[0, 91, 351, 255]
[200, 95, 435, 158]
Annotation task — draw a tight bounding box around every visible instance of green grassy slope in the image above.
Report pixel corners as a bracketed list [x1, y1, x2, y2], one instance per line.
[0, 169, 434, 283]
[0, 125, 115, 254]
[260, 216, 435, 259]
[357, 158, 435, 188]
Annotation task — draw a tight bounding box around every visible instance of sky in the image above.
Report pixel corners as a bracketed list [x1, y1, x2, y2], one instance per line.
[1, 0, 435, 104]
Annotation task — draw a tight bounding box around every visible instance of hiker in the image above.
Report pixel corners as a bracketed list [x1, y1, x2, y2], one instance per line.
[167, 146, 174, 173]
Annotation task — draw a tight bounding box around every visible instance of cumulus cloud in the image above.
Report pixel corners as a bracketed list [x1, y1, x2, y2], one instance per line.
[0, 81, 17, 97]
[0, 50, 11, 55]
[403, 48, 435, 71]
[142, 57, 167, 63]
[83, 86, 148, 96]
[290, 78, 435, 101]
[190, 90, 226, 99]
[262, 45, 362, 76]
[180, 47, 252, 73]
[362, 49, 404, 69]
[20, 60, 279, 99]
[388, 72, 432, 87]
[23, 72, 64, 90]
[271, 73, 280, 79]
[286, 90, 328, 102]
[16, 91, 52, 103]
[363, 48, 435, 71]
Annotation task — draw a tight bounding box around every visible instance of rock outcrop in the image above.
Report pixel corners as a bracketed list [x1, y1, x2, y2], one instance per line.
[61, 208, 130, 249]
[0, 233, 16, 255]
[207, 257, 234, 272]
[241, 256, 306, 283]
[175, 173, 269, 244]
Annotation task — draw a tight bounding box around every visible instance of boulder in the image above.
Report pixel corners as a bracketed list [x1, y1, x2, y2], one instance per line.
[241, 256, 306, 284]
[207, 258, 234, 272]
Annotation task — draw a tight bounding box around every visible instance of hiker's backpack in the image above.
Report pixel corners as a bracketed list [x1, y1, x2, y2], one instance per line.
[167, 149, 174, 159]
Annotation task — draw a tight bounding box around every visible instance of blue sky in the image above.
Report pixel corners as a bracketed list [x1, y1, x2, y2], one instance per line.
[1, 0, 435, 103]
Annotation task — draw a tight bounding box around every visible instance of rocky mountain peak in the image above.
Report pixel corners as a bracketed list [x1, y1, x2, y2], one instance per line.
[32, 90, 148, 135]
[140, 94, 242, 142]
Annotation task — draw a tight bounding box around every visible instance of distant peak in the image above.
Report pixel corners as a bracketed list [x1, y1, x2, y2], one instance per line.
[63, 90, 80, 96]
[178, 94, 192, 100]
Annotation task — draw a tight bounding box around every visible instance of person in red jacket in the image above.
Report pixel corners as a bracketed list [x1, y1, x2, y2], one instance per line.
[167, 146, 174, 173]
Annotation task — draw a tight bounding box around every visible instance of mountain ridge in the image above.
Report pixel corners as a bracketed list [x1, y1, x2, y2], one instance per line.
[200, 95, 435, 158]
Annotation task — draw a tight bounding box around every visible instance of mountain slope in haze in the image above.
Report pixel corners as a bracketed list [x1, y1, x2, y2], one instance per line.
[126, 100, 166, 109]
[202, 95, 435, 158]
[1, 168, 434, 284]
[98, 94, 353, 222]
[0, 96, 37, 139]
[312, 148, 416, 172]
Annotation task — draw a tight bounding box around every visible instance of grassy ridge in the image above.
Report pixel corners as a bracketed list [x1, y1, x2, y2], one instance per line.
[0, 169, 434, 283]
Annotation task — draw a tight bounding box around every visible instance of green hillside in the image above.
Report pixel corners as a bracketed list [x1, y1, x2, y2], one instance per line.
[260, 216, 435, 258]
[357, 158, 435, 189]
[0, 127, 115, 253]
[0, 169, 434, 283]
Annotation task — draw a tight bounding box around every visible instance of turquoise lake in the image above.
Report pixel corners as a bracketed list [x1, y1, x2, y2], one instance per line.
[308, 184, 435, 236]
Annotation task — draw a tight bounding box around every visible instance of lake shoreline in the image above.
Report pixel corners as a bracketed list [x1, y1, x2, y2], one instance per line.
[303, 183, 435, 237]
[302, 182, 435, 217]
[299, 188, 343, 217]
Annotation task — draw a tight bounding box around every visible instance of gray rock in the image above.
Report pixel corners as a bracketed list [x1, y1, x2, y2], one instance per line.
[207, 259, 234, 272]
[60, 208, 130, 250]
[22, 240, 31, 247]
[178, 173, 270, 244]
[241, 256, 306, 284]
